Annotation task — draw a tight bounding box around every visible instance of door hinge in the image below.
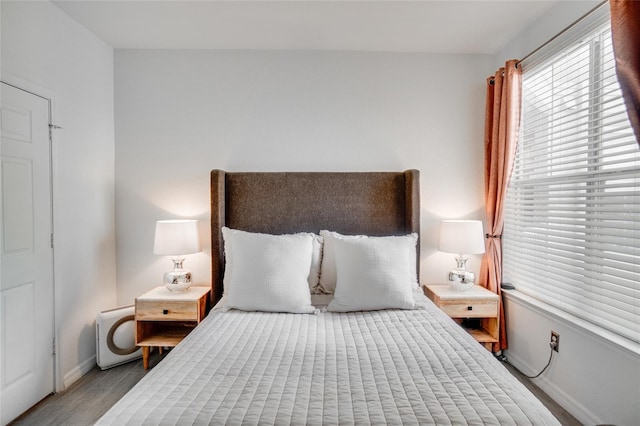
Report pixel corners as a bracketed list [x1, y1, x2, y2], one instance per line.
[51, 233, 54, 248]
[52, 339, 57, 356]
[49, 124, 62, 140]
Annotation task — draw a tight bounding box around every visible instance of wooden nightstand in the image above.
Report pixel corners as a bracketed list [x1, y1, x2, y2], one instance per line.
[424, 284, 499, 351]
[135, 286, 210, 369]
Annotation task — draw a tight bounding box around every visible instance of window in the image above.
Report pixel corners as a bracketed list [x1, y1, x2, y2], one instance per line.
[503, 6, 640, 344]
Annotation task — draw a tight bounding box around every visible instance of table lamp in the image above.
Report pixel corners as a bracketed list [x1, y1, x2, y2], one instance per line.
[153, 219, 202, 292]
[438, 220, 486, 291]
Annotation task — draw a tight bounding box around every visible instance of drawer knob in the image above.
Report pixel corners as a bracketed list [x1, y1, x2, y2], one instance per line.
[163, 309, 169, 315]
[467, 306, 473, 311]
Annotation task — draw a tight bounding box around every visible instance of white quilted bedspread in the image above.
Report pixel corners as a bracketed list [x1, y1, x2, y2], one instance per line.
[98, 300, 559, 425]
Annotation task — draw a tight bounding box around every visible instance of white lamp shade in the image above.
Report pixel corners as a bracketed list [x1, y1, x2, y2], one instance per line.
[438, 220, 486, 254]
[153, 220, 202, 256]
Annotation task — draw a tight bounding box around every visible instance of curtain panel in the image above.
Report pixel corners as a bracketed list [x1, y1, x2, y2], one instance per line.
[480, 59, 522, 352]
[610, 0, 640, 146]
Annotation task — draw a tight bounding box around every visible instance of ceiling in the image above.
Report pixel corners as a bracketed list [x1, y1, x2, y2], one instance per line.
[53, 0, 559, 54]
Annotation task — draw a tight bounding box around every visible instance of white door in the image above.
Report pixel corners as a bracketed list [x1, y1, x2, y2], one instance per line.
[0, 82, 55, 425]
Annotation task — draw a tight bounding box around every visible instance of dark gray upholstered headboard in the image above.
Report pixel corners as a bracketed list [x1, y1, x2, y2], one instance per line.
[210, 170, 420, 304]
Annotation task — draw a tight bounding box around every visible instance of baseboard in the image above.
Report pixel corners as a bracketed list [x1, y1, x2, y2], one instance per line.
[62, 355, 96, 389]
[505, 350, 602, 425]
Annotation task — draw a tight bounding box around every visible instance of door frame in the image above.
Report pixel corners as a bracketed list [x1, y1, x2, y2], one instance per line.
[1, 72, 61, 392]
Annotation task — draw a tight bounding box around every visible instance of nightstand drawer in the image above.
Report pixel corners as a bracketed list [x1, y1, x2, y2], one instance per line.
[136, 300, 198, 321]
[439, 300, 498, 318]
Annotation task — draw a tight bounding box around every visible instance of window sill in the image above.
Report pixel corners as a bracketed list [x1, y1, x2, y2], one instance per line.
[502, 289, 640, 359]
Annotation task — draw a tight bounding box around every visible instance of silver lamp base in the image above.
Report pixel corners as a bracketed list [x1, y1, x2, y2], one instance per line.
[447, 255, 475, 291]
[164, 258, 192, 292]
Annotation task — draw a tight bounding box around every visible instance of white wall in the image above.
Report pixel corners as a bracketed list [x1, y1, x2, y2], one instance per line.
[1, 1, 117, 388]
[114, 50, 493, 303]
[495, 0, 601, 64]
[495, 1, 640, 425]
[504, 293, 640, 425]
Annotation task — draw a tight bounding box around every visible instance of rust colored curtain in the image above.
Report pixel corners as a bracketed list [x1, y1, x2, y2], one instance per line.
[610, 0, 640, 146]
[479, 59, 522, 352]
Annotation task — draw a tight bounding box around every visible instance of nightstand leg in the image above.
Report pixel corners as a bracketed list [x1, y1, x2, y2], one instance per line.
[142, 346, 150, 370]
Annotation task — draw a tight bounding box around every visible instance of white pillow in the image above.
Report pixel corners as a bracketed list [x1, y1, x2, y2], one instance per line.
[318, 230, 363, 293]
[222, 227, 316, 313]
[327, 235, 417, 312]
[319, 230, 419, 293]
[223, 228, 323, 294]
[308, 234, 324, 293]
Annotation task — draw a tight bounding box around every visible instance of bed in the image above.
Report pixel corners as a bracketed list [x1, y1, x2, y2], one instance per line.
[97, 170, 559, 425]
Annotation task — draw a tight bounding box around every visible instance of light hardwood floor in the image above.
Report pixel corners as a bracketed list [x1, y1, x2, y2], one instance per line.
[9, 352, 161, 426]
[11, 352, 581, 425]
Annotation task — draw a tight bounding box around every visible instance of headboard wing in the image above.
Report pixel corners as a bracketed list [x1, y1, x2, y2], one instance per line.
[210, 170, 420, 304]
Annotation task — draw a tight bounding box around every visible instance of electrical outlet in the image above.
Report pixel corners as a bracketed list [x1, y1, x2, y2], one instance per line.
[550, 331, 560, 352]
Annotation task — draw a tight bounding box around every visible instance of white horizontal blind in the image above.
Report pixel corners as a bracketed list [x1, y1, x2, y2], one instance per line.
[503, 8, 640, 344]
